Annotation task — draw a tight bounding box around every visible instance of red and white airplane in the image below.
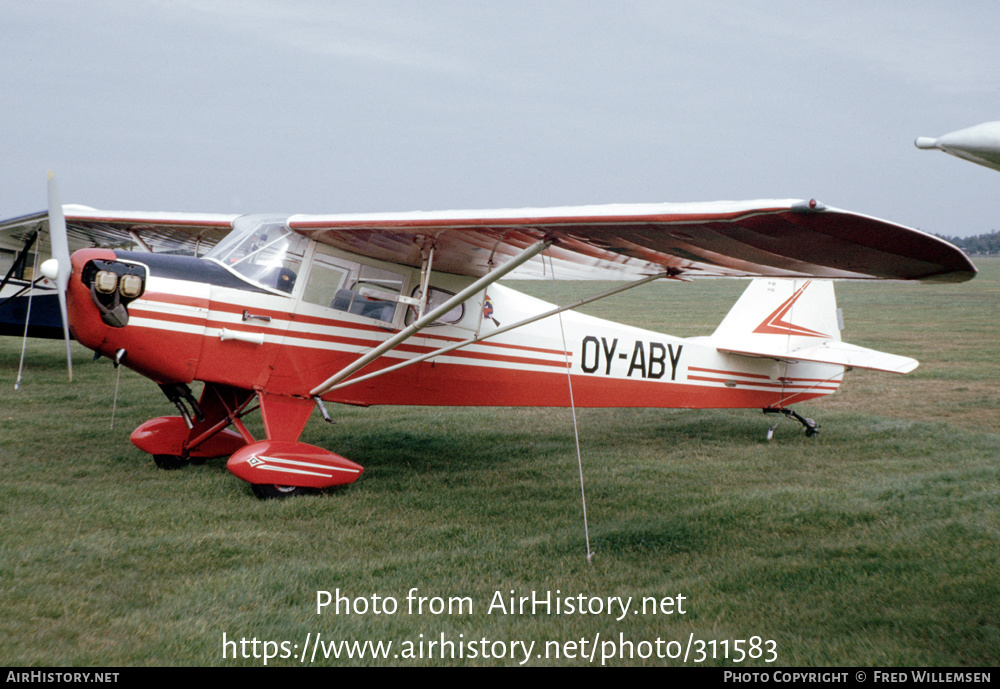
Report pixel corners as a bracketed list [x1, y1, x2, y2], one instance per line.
[20, 176, 976, 497]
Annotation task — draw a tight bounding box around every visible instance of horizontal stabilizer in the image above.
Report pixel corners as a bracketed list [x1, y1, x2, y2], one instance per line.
[717, 341, 918, 374]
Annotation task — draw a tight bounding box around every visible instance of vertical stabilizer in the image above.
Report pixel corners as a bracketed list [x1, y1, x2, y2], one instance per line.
[708, 278, 917, 374]
[711, 279, 840, 354]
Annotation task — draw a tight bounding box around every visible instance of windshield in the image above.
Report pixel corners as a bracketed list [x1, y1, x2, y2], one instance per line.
[205, 215, 307, 294]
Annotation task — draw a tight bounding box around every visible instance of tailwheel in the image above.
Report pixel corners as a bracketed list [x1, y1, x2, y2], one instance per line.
[251, 484, 314, 500]
[763, 407, 820, 439]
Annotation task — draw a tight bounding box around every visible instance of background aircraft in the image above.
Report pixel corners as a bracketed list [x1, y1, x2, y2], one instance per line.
[915, 121, 1000, 173]
[0, 207, 234, 338]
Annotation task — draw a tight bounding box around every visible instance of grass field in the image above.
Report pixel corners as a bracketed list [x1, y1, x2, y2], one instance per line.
[1, 259, 998, 666]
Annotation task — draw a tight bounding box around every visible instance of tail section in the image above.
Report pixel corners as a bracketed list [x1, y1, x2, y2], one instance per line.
[708, 279, 917, 374]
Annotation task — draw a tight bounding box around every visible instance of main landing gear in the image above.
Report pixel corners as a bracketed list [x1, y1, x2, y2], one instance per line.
[131, 383, 364, 499]
[763, 407, 819, 440]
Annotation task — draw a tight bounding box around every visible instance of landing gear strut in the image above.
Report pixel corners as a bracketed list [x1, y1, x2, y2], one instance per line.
[764, 407, 819, 440]
[158, 383, 204, 428]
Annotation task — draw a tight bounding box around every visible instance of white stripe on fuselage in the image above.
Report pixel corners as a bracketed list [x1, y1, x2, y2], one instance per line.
[126, 277, 844, 391]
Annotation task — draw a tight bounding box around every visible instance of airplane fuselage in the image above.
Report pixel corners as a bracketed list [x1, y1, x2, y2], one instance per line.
[67, 244, 842, 415]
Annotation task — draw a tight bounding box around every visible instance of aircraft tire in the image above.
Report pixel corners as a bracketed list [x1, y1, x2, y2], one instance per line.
[153, 454, 187, 470]
[251, 484, 313, 500]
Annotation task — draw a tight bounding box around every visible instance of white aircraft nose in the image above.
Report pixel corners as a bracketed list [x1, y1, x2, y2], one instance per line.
[915, 121, 1000, 171]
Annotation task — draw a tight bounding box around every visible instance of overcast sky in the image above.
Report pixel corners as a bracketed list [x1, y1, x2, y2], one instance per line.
[2, 1, 997, 237]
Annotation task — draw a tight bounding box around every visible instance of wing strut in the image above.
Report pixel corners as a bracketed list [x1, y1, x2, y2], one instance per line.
[320, 269, 675, 393]
[310, 239, 552, 397]
[544, 252, 594, 564]
[415, 240, 435, 319]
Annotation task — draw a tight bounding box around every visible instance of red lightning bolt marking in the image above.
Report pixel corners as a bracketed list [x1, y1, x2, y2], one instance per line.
[752, 281, 830, 338]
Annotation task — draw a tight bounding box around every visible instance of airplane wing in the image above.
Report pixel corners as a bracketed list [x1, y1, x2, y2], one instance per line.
[0, 207, 238, 256]
[289, 199, 976, 283]
[1, 199, 975, 283]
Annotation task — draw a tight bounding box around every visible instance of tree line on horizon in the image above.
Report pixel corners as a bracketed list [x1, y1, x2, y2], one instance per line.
[935, 230, 1000, 255]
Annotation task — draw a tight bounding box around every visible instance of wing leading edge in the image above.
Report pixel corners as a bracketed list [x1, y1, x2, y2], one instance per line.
[289, 199, 976, 283]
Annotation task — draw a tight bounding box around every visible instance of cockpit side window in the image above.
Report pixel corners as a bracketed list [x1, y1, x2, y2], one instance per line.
[404, 287, 464, 326]
[302, 247, 404, 324]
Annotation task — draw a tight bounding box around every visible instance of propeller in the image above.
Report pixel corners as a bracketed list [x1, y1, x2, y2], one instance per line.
[40, 171, 74, 381]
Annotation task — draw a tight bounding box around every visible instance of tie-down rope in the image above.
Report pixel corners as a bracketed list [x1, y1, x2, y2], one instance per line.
[544, 251, 594, 563]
